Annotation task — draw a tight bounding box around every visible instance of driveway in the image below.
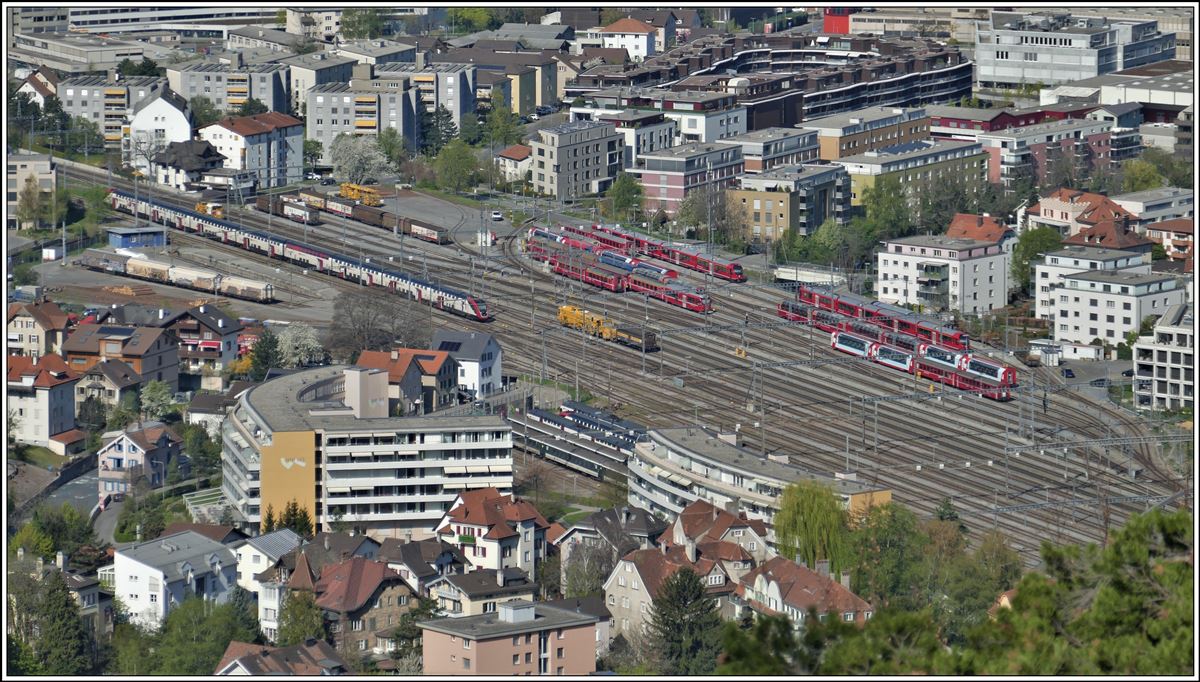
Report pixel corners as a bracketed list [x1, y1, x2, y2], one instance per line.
[93, 499, 124, 546]
[43, 468, 99, 518]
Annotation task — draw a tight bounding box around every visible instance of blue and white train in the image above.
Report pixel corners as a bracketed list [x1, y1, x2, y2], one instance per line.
[107, 190, 491, 321]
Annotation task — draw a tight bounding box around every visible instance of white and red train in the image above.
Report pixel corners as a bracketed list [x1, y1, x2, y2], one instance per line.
[797, 285, 971, 350]
[562, 223, 747, 282]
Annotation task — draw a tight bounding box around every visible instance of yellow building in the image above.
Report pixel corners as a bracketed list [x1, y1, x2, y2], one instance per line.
[802, 106, 931, 161]
[833, 139, 988, 207]
[506, 66, 537, 117]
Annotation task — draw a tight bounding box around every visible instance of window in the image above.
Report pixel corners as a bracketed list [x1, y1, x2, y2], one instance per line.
[464, 639, 471, 649]
[525, 652, 532, 664]
[844, 612, 855, 622]
[352, 619, 364, 631]
[358, 639, 367, 651]
[513, 654, 519, 665]
[149, 594, 158, 603]
[463, 658, 471, 669]
[608, 594, 615, 605]
[557, 629, 564, 640]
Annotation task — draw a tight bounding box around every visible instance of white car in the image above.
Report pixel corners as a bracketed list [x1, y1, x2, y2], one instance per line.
[529, 113, 540, 121]
[491, 211, 504, 221]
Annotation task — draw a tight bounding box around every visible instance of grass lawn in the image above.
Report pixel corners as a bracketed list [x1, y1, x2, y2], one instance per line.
[418, 187, 485, 208]
[558, 509, 592, 527]
[27, 142, 110, 168]
[11, 446, 70, 471]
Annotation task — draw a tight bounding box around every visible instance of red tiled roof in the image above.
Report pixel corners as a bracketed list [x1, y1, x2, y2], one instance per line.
[208, 111, 303, 137]
[49, 429, 86, 445]
[546, 522, 567, 544]
[289, 550, 317, 592]
[215, 641, 262, 674]
[1063, 219, 1154, 250]
[7, 300, 70, 331]
[674, 499, 767, 543]
[1147, 218, 1193, 235]
[1036, 188, 1135, 225]
[313, 556, 402, 613]
[623, 546, 733, 600]
[498, 144, 532, 161]
[602, 18, 656, 34]
[357, 348, 452, 380]
[6, 353, 78, 389]
[738, 556, 872, 617]
[946, 213, 1008, 244]
[443, 488, 550, 541]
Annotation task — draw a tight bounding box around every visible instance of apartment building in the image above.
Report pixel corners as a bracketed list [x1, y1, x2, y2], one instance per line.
[61, 324, 180, 392]
[59, 75, 166, 149]
[848, 7, 988, 44]
[112, 531, 239, 630]
[228, 26, 303, 54]
[732, 163, 851, 242]
[6, 354, 79, 450]
[167, 62, 290, 114]
[926, 103, 1099, 142]
[426, 569, 537, 617]
[1024, 188, 1137, 237]
[278, 52, 356, 115]
[307, 556, 415, 658]
[6, 153, 55, 230]
[530, 121, 624, 200]
[628, 428, 890, 542]
[1052, 270, 1186, 345]
[975, 12, 1176, 88]
[431, 331, 503, 399]
[232, 528, 305, 596]
[305, 83, 420, 165]
[593, 110, 677, 170]
[1133, 305, 1193, 412]
[433, 487, 550, 577]
[123, 90, 193, 176]
[9, 32, 144, 74]
[7, 299, 69, 358]
[220, 366, 512, 540]
[635, 142, 743, 217]
[1110, 187, 1194, 229]
[599, 18, 657, 62]
[877, 234, 1010, 315]
[1144, 218, 1193, 265]
[285, 7, 343, 43]
[977, 118, 1115, 192]
[418, 601, 598, 676]
[801, 107, 930, 161]
[1085, 102, 1145, 161]
[94, 303, 242, 391]
[714, 128, 818, 174]
[355, 348, 460, 414]
[97, 421, 182, 506]
[571, 88, 747, 145]
[199, 112, 304, 189]
[833, 139, 988, 208]
[368, 63, 476, 130]
[672, 72, 808, 131]
[1033, 246, 1151, 319]
[336, 39, 417, 67]
[74, 358, 141, 412]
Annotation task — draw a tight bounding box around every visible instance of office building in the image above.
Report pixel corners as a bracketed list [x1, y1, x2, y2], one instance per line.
[9, 32, 144, 73]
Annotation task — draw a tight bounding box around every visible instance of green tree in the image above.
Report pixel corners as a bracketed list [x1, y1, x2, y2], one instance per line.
[537, 554, 562, 600]
[605, 172, 644, 223]
[647, 568, 722, 675]
[108, 620, 158, 675]
[106, 393, 140, 431]
[390, 595, 439, 660]
[485, 105, 522, 148]
[67, 115, 104, 158]
[1011, 226, 1062, 293]
[934, 497, 968, 536]
[8, 632, 41, 675]
[434, 138, 479, 194]
[139, 379, 173, 420]
[34, 571, 92, 675]
[376, 126, 408, 168]
[458, 111, 483, 145]
[427, 104, 458, 154]
[818, 608, 945, 675]
[1138, 146, 1192, 189]
[236, 98, 269, 116]
[39, 95, 69, 149]
[340, 8, 385, 39]
[277, 589, 327, 646]
[11, 263, 39, 286]
[31, 502, 97, 558]
[189, 96, 223, 128]
[228, 585, 261, 641]
[303, 139, 323, 168]
[773, 479, 850, 574]
[848, 503, 928, 611]
[16, 174, 45, 229]
[280, 498, 313, 537]
[861, 175, 913, 240]
[10, 522, 55, 560]
[1121, 158, 1166, 193]
[117, 57, 161, 77]
[250, 328, 282, 381]
[154, 598, 254, 674]
[447, 7, 491, 33]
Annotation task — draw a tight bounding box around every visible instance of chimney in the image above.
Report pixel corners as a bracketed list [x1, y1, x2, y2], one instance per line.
[324, 535, 331, 551]
[685, 538, 696, 563]
[56, 551, 65, 571]
[815, 559, 830, 577]
[976, 215, 983, 227]
[199, 305, 206, 313]
[158, 308, 166, 320]
[660, 543, 668, 556]
[218, 319, 224, 328]
[390, 349, 399, 361]
[840, 571, 851, 590]
[712, 506, 719, 521]
[496, 569, 505, 586]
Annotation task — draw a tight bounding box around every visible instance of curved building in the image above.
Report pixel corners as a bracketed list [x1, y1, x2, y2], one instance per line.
[222, 366, 512, 540]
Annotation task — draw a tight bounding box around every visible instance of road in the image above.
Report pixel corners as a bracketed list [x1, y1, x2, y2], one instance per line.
[43, 468, 99, 518]
[94, 499, 124, 546]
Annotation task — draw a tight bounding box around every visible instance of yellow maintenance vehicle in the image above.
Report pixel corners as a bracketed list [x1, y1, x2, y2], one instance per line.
[339, 183, 382, 207]
[557, 305, 659, 352]
[195, 201, 225, 218]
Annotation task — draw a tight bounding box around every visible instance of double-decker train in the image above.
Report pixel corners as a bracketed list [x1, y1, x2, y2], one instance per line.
[579, 223, 747, 282]
[797, 285, 971, 350]
[108, 190, 491, 321]
[291, 189, 452, 244]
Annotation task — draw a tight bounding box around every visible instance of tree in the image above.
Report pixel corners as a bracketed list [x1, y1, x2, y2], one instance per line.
[189, 96, 223, 129]
[16, 174, 45, 229]
[117, 57, 161, 77]
[303, 139, 323, 169]
[391, 595, 439, 660]
[647, 568, 722, 675]
[422, 104, 458, 155]
[773, 480, 850, 574]
[280, 499, 313, 537]
[1011, 226, 1062, 293]
[108, 620, 158, 675]
[236, 98, 269, 116]
[329, 133, 393, 185]
[537, 555, 562, 600]
[848, 503, 928, 611]
[324, 288, 430, 364]
[262, 503, 277, 533]
[376, 126, 408, 168]
[485, 105, 522, 148]
[447, 7, 491, 33]
[276, 323, 325, 368]
[31, 501, 97, 558]
[277, 590, 327, 646]
[934, 497, 968, 536]
[67, 115, 104, 158]
[34, 571, 92, 675]
[1138, 146, 1192, 189]
[39, 95, 69, 149]
[861, 174, 914, 240]
[434, 138, 479, 194]
[227, 586, 261, 641]
[10, 522, 55, 560]
[250, 328, 282, 381]
[154, 598, 254, 675]
[1121, 158, 1166, 193]
[106, 393, 140, 431]
[606, 172, 644, 223]
[7, 85, 41, 149]
[340, 8, 385, 39]
[563, 541, 617, 598]
[818, 608, 945, 675]
[458, 111, 483, 145]
[139, 379, 173, 420]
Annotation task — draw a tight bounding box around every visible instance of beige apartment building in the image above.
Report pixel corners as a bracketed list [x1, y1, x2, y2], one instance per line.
[802, 106, 930, 160]
[530, 121, 624, 200]
[7, 153, 55, 230]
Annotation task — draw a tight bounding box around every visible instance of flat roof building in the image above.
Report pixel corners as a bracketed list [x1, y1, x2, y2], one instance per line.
[9, 32, 145, 74]
[1133, 304, 1193, 412]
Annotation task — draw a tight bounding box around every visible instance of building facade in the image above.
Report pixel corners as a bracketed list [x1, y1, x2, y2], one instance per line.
[61, 324, 180, 392]
[167, 62, 290, 115]
[6, 354, 78, 448]
[635, 142, 743, 217]
[112, 530, 239, 630]
[802, 107, 930, 161]
[571, 88, 747, 146]
[199, 112, 304, 189]
[59, 75, 167, 149]
[433, 487, 549, 577]
[833, 140, 988, 208]
[1133, 304, 1193, 412]
[368, 63, 476, 130]
[1051, 270, 1186, 345]
[6, 299, 69, 358]
[594, 110, 677, 170]
[1033, 246, 1151, 319]
[599, 18, 657, 62]
[714, 128, 818, 174]
[431, 331, 503, 399]
[97, 422, 182, 505]
[6, 153, 54, 230]
[977, 118, 1115, 193]
[1144, 218, 1193, 264]
[1110, 187, 1194, 229]
[305, 83, 420, 164]
[877, 234, 1010, 315]
[530, 121, 624, 200]
[123, 90, 193, 176]
[729, 163, 851, 242]
[278, 52, 357, 115]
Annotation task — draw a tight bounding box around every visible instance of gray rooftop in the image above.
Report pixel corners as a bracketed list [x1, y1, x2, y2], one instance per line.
[639, 141, 738, 159]
[278, 53, 357, 70]
[308, 82, 387, 94]
[977, 117, 1111, 140]
[239, 528, 305, 563]
[1156, 304, 1192, 329]
[337, 39, 416, 58]
[417, 602, 597, 640]
[242, 365, 508, 433]
[1110, 186, 1193, 203]
[59, 75, 164, 88]
[118, 530, 237, 581]
[432, 330, 497, 362]
[1064, 270, 1178, 285]
[886, 234, 994, 250]
[1043, 246, 1145, 261]
[647, 428, 882, 495]
[375, 62, 474, 74]
[540, 120, 615, 135]
[179, 61, 288, 73]
[836, 139, 982, 165]
[800, 106, 927, 133]
[228, 25, 298, 45]
[717, 127, 817, 144]
[433, 568, 536, 599]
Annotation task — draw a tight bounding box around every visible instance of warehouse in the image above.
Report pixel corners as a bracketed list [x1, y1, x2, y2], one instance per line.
[107, 226, 168, 249]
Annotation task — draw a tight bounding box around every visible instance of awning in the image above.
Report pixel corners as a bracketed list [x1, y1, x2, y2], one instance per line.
[351, 451, 375, 458]
[489, 466, 512, 475]
[465, 466, 491, 474]
[443, 466, 467, 475]
[327, 486, 351, 494]
[442, 482, 468, 490]
[349, 485, 374, 492]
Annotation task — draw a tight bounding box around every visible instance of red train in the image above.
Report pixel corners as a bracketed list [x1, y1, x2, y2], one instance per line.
[830, 331, 1014, 400]
[585, 224, 747, 282]
[797, 285, 971, 350]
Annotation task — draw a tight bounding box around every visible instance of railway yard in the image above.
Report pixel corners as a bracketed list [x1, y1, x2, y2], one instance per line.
[50, 158, 1191, 567]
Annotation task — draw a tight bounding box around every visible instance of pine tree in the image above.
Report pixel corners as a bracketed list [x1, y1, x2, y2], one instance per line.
[277, 590, 326, 646]
[35, 571, 92, 674]
[262, 504, 277, 533]
[250, 329, 282, 381]
[647, 568, 722, 675]
[293, 501, 313, 537]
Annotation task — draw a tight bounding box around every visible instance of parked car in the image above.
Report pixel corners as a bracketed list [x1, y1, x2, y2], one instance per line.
[1121, 368, 1135, 377]
[320, 178, 336, 186]
[491, 210, 504, 221]
[1061, 368, 1076, 379]
[306, 171, 321, 180]
[1090, 377, 1110, 387]
[362, 177, 378, 185]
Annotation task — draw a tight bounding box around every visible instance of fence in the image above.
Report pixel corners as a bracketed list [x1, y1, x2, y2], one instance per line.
[9, 234, 104, 267]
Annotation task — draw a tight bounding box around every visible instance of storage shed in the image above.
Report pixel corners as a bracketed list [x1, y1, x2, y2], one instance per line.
[107, 226, 168, 249]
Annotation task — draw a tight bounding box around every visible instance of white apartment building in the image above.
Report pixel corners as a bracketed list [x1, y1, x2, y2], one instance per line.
[572, 88, 748, 146]
[599, 18, 657, 62]
[112, 530, 239, 630]
[1051, 271, 1186, 346]
[305, 82, 420, 165]
[530, 120, 625, 200]
[58, 75, 166, 149]
[123, 90, 192, 176]
[232, 528, 304, 595]
[1033, 246, 1151, 320]
[278, 52, 357, 115]
[199, 112, 304, 189]
[6, 153, 54, 230]
[1110, 187, 1194, 231]
[221, 366, 513, 540]
[1134, 305, 1193, 412]
[876, 234, 1009, 315]
[431, 331, 503, 399]
[6, 354, 78, 448]
[594, 110, 677, 170]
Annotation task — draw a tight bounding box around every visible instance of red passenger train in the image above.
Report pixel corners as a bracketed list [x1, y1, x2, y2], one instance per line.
[797, 285, 971, 350]
[585, 224, 747, 282]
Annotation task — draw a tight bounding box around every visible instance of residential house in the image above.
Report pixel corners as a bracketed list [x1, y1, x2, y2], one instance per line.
[151, 140, 227, 191]
[75, 357, 141, 412]
[497, 144, 533, 185]
[6, 353, 83, 454]
[1144, 218, 1193, 265]
[434, 487, 551, 576]
[308, 556, 415, 659]
[877, 234, 1010, 314]
[232, 529, 306, 596]
[62, 324, 180, 391]
[355, 348, 458, 414]
[426, 567, 537, 617]
[97, 421, 183, 507]
[946, 212, 1016, 254]
[6, 152, 55, 230]
[198, 112, 305, 190]
[734, 556, 873, 629]
[112, 530, 239, 630]
[123, 89, 193, 177]
[595, 109, 677, 170]
[160, 522, 249, 546]
[214, 638, 350, 675]
[185, 380, 256, 439]
[661, 499, 775, 567]
[1024, 188, 1138, 237]
[1063, 218, 1156, 254]
[10, 550, 114, 644]
[378, 537, 469, 594]
[7, 299, 70, 358]
[541, 595, 613, 658]
[624, 10, 678, 52]
[599, 18, 657, 62]
[418, 601, 598, 676]
[431, 330, 504, 399]
[17, 66, 59, 107]
[530, 120, 625, 200]
[96, 303, 243, 391]
[555, 506, 669, 592]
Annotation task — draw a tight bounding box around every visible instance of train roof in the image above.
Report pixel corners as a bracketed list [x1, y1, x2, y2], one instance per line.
[802, 284, 963, 336]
